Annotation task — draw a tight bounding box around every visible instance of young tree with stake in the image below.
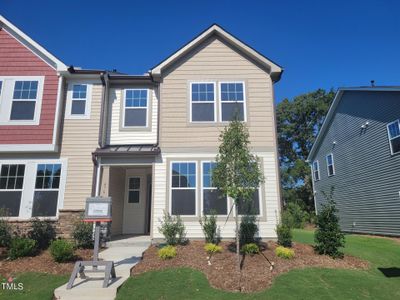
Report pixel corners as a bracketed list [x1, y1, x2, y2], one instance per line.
[212, 117, 264, 271]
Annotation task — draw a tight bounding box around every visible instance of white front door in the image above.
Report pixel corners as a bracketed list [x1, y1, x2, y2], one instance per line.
[122, 175, 147, 234]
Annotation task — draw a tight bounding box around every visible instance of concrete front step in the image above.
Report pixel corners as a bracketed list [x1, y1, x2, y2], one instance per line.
[54, 236, 151, 300]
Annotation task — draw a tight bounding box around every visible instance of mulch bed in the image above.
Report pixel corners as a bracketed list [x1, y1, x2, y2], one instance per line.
[0, 248, 93, 277]
[132, 241, 369, 293]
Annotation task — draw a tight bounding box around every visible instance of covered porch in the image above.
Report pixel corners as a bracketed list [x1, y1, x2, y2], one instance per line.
[93, 145, 160, 237]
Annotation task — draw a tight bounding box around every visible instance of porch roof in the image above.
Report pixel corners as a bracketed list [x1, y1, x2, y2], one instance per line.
[94, 145, 161, 157]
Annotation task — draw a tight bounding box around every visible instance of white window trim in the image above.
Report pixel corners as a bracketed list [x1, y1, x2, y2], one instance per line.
[189, 82, 217, 123]
[122, 88, 149, 128]
[200, 161, 228, 217]
[127, 176, 141, 203]
[387, 119, 400, 155]
[218, 81, 247, 123]
[0, 76, 44, 125]
[169, 161, 198, 217]
[313, 160, 320, 181]
[0, 158, 67, 220]
[65, 82, 92, 119]
[326, 153, 335, 176]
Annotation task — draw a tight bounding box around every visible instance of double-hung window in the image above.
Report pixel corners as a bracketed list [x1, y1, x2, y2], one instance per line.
[171, 162, 196, 215]
[71, 84, 88, 115]
[0, 164, 25, 217]
[202, 162, 227, 215]
[326, 154, 335, 176]
[10, 81, 38, 120]
[124, 89, 148, 127]
[313, 161, 320, 181]
[128, 177, 141, 203]
[387, 120, 400, 155]
[191, 83, 216, 122]
[32, 163, 62, 217]
[220, 82, 245, 121]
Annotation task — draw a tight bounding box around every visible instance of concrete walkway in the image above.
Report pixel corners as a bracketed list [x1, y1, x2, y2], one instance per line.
[54, 235, 151, 300]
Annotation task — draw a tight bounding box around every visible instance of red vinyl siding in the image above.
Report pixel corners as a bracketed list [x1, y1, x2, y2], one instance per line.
[0, 28, 59, 145]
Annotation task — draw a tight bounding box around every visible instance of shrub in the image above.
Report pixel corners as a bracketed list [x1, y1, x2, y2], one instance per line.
[314, 188, 345, 258]
[8, 238, 37, 260]
[276, 224, 292, 248]
[204, 243, 222, 254]
[158, 245, 177, 260]
[281, 202, 309, 229]
[28, 218, 56, 250]
[49, 239, 75, 263]
[0, 216, 12, 248]
[158, 211, 186, 245]
[241, 243, 259, 255]
[239, 214, 258, 245]
[72, 221, 94, 249]
[275, 246, 295, 259]
[199, 211, 219, 244]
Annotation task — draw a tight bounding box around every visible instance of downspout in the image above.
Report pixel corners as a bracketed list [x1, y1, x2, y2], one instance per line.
[149, 72, 160, 147]
[53, 73, 65, 151]
[307, 159, 318, 215]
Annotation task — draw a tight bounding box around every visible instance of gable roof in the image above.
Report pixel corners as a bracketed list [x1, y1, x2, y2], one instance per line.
[307, 86, 400, 161]
[0, 15, 67, 71]
[150, 24, 283, 82]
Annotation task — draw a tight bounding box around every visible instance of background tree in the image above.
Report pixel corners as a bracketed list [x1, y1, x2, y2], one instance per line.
[276, 89, 335, 212]
[213, 118, 264, 271]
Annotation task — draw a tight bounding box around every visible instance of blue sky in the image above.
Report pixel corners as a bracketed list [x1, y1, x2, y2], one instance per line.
[1, 0, 399, 101]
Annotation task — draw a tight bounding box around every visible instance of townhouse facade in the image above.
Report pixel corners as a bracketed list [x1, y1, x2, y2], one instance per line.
[0, 16, 283, 240]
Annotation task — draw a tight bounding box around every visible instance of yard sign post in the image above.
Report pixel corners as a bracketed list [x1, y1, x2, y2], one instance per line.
[67, 197, 116, 289]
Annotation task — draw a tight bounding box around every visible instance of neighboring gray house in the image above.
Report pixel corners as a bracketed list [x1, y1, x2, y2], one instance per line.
[308, 87, 400, 236]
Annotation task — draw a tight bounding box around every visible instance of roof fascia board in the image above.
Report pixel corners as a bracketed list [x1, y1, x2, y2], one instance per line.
[150, 24, 282, 79]
[0, 15, 67, 71]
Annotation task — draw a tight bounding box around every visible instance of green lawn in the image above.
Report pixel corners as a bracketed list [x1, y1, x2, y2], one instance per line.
[116, 230, 400, 300]
[0, 273, 68, 300]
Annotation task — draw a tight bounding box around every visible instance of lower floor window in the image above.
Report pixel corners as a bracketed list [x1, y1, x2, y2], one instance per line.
[238, 190, 260, 215]
[171, 162, 196, 215]
[202, 162, 227, 215]
[0, 164, 25, 217]
[32, 163, 62, 217]
[203, 189, 227, 215]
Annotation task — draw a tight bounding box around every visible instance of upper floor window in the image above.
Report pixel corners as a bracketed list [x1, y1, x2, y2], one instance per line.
[0, 164, 25, 217]
[220, 82, 246, 121]
[10, 81, 38, 120]
[71, 84, 87, 115]
[123, 89, 148, 127]
[0, 76, 43, 125]
[190, 83, 216, 122]
[66, 83, 92, 119]
[387, 120, 400, 155]
[171, 162, 196, 216]
[312, 161, 320, 181]
[326, 154, 335, 176]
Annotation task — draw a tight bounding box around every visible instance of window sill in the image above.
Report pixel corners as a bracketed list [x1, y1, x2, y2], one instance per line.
[0, 216, 58, 222]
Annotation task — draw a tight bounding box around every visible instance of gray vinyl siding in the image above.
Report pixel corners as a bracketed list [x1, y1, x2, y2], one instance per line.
[312, 90, 400, 236]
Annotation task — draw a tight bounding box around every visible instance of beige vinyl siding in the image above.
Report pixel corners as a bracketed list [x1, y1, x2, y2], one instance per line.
[106, 87, 158, 145]
[159, 36, 275, 150]
[151, 152, 280, 239]
[60, 83, 102, 209]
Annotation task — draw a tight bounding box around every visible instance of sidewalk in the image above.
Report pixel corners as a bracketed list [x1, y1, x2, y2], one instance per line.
[54, 236, 151, 300]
